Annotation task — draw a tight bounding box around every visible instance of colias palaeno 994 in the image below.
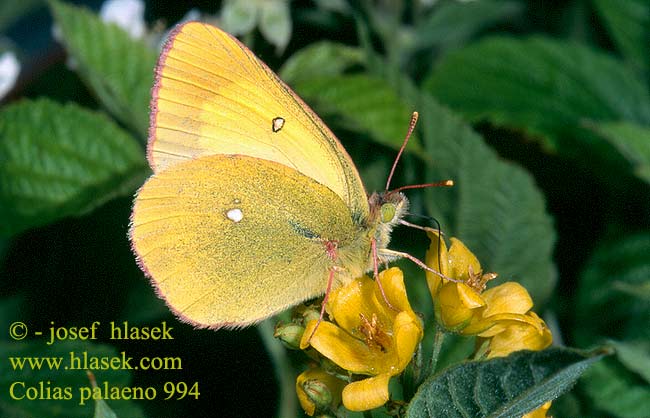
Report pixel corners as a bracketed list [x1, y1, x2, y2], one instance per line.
[130, 22, 429, 328]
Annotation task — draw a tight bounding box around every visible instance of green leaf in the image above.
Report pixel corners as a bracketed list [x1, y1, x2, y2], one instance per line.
[548, 391, 583, 418]
[425, 36, 650, 153]
[279, 42, 365, 86]
[221, 0, 258, 35]
[574, 231, 650, 417]
[0, 0, 43, 32]
[417, 92, 556, 304]
[585, 120, 650, 184]
[406, 347, 606, 418]
[94, 401, 118, 418]
[609, 340, 650, 383]
[593, 0, 650, 75]
[121, 279, 170, 325]
[281, 44, 424, 158]
[289, 74, 426, 157]
[89, 373, 119, 418]
[575, 232, 650, 344]
[0, 297, 22, 335]
[612, 280, 650, 302]
[574, 234, 650, 417]
[93, 394, 119, 418]
[314, 0, 350, 14]
[413, 0, 523, 51]
[580, 357, 650, 418]
[49, 0, 156, 137]
[260, 0, 292, 53]
[0, 340, 144, 418]
[0, 99, 148, 237]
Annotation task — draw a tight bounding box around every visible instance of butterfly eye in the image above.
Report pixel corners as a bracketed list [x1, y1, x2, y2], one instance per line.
[380, 203, 396, 223]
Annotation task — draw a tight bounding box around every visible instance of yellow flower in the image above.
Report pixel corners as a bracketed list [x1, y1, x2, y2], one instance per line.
[296, 368, 346, 416]
[300, 267, 423, 412]
[426, 232, 552, 350]
[425, 230, 497, 331]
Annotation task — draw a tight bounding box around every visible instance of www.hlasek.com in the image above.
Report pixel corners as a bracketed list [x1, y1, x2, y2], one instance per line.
[9, 350, 182, 372]
[7, 321, 199, 405]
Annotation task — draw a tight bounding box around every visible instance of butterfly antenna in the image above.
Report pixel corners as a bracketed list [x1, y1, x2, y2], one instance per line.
[385, 111, 419, 192]
[389, 180, 454, 195]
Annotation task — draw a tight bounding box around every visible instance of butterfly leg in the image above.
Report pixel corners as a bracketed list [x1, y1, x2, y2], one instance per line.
[306, 267, 336, 343]
[379, 249, 459, 283]
[305, 238, 342, 343]
[371, 238, 399, 312]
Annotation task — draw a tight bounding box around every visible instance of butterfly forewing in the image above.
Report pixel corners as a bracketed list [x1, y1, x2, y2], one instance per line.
[149, 22, 369, 219]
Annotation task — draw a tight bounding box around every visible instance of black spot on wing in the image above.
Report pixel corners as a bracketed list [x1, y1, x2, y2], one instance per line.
[288, 220, 320, 239]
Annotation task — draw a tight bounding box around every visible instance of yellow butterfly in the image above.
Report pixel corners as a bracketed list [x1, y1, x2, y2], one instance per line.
[130, 22, 437, 328]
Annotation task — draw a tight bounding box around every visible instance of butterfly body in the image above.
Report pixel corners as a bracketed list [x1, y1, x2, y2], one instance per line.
[130, 22, 408, 328]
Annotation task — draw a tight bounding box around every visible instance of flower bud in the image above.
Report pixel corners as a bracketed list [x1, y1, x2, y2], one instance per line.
[302, 307, 322, 325]
[302, 379, 333, 411]
[296, 369, 344, 416]
[274, 322, 305, 350]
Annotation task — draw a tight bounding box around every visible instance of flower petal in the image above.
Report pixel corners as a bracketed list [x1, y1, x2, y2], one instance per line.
[375, 267, 413, 314]
[482, 282, 533, 316]
[487, 314, 552, 358]
[437, 282, 484, 330]
[456, 282, 486, 308]
[426, 230, 449, 296]
[328, 275, 392, 335]
[393, 311, 423, 372]
[342, 374, 391, 411]
[328, 268, 414, 337]
[448, 237, 481, 282]
[467, 312, 538, 336]
[301, 320, 378, 374]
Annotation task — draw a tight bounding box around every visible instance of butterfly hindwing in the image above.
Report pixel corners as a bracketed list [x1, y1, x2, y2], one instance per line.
[131, 154, 361, 327]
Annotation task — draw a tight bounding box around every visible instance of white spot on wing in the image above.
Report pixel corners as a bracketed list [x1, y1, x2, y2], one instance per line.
[272, 117, 285, 133]
[226, 208, 243, 223]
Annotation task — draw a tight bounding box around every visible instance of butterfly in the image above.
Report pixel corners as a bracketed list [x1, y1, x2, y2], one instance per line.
[129, 21, 445, 329]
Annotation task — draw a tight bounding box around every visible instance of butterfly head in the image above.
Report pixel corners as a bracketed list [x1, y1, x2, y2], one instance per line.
[368, 191, 409, 250]
[373, 192, 408, 224]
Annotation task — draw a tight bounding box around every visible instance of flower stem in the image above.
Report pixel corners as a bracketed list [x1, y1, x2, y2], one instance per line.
[408, 341, 424, 394]
[258, 320, 296, 418]
[428, 323, 446, 376]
